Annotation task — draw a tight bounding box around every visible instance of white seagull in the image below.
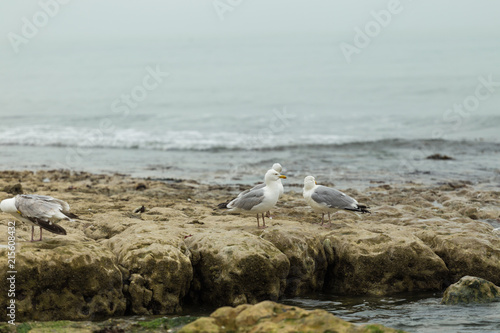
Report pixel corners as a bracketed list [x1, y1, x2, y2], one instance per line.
[303, 176, 370, 226]
[219, 168, 286, 228]
[0, 194, 78, 241]
[233, 163, 284, 217]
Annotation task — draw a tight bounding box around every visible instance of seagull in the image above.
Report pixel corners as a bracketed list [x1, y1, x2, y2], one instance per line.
[0, 194, 79, 241]
[218, 168, 286, 228]
[230, 163, 284, 218]
[303, 176, 370, 226]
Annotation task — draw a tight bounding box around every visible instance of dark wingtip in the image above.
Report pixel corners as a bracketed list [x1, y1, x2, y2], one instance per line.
[37, 220, 67, 235]
[345, 205, 371, 214]
[217, 202, 229, 209]
[357, 204, 371, 214]
[64, 212, 79, 219]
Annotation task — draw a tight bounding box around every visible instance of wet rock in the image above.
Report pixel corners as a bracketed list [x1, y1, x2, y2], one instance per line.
[106, 222, 193, 315]
[427, 154, 454, 160]
[0, 316, 199, 333]
[324, 224, 448, 295]
[0, 236, 126, 321]
[185, 230, 289, 307]
[2, 183, 23, 194]
[179, 300, 405, 333]
[1, 170, 500, 321]
[258, 227, 329, 296]
[414, 218, 500, 286]
[441, 276, 500, 305]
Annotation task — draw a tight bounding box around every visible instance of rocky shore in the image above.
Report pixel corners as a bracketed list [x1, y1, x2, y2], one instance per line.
[0, 301, 404, 332]
[0, 170, 499, 321]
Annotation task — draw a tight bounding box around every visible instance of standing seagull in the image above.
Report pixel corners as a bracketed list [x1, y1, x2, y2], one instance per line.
[0, 194, 78, 241]
[303, 176, 370, 226]
[219, 169, 286, 228]
[232, 163, 284, 217]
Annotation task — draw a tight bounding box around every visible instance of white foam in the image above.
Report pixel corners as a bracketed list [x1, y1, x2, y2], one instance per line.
[0, 125, 357, 151]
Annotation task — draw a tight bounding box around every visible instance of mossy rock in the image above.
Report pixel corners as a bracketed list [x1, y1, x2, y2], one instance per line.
[179, 301, 405, 333]
[441, 276, 500, 305]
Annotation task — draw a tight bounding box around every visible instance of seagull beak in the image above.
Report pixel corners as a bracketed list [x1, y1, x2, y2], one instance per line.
[279, 175, 287, 179]
[315, 181, 317, 184]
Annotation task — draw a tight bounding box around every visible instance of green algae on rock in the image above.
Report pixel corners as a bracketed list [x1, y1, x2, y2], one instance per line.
[0, 236, 126, 321]
[106, 221, 193, 315]
[441, 276, 500, 305]
[178, 301, 405, 333]
[185, 229, 289, 306]
[0, 316, 198, 333]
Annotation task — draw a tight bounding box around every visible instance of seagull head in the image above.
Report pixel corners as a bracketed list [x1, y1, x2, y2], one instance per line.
[264, 169, 286, 184]
[272, 163, 283, 173]
[0, 197, 17, 213]
[303, 176, 317, 190]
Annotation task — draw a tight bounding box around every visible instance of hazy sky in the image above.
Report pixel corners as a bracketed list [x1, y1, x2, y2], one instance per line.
[1, 0, 499, 47]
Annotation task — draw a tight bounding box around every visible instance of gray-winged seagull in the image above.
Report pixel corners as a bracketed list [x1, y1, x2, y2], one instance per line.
[219, 168, 286, 228]
[303, 176, 370, 226]
[232, 163, 284, 218]
[0, 194, 78, 241]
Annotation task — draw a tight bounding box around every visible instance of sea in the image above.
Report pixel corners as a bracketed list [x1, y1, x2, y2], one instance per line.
[0, 34, 499, 189]
[1, 33, 500, 331]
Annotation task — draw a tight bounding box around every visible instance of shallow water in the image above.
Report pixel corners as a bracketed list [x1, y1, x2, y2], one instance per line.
[1, 139, 499, 191]
[282, 292, 500, 333]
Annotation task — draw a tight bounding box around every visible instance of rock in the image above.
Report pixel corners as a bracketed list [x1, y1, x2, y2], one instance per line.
[106, 222, 193, 315]
[441, 276, 500, 305]
[2, 183, 23, 194]
[179, 301, 405, 333]
[427, 154, 454, 160]
[0, 236, 126, 321]
[323, 224, 448, 295]
[1, 170, 500, 321]
[258, 227, 330, 296]
[0, 316, 199, 332]
[413, 218, 500, 286]
[185, 230, 289, 306]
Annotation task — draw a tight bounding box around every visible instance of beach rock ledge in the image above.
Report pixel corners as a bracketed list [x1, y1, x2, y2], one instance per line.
[0, 170, 499, 320]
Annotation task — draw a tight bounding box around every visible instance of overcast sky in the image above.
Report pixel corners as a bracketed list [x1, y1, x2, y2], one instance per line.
[1, 0, 499, 46]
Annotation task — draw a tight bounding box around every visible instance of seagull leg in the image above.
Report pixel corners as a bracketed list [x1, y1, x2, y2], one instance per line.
[260, 213, 267, 229]
[321, 213, 325, 226]
[256, 214, 260, 228]
[31, 226, 35, 242]
[328, 212, 332, 228]
[39, 227, 43, 241]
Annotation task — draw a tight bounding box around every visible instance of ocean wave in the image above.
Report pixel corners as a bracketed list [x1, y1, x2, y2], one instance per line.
[0, 125, 497, 152]
[0, 126, 360, 151]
